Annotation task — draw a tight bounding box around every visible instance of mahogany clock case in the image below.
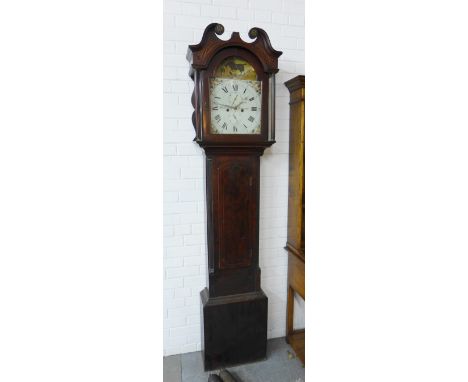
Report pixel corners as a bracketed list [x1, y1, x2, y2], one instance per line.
[187, 23, 282, 371]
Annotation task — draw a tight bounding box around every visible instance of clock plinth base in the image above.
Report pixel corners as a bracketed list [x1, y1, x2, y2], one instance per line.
[200, 287, 268, 371]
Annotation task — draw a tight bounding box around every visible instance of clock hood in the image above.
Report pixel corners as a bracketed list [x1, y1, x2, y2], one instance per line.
[186, 23, 282, 78]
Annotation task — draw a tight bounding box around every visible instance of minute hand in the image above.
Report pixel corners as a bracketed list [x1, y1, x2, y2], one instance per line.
[213, 102, 233, 108]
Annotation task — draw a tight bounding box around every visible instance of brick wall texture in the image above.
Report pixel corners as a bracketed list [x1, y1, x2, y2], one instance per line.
[163, 0, 304, 356]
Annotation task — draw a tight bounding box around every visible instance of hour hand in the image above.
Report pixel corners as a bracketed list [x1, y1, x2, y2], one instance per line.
[233, 99, 247, 109]
[231, 95, 239, 107]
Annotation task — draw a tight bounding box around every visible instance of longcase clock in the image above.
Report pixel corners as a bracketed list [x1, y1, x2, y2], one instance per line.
[187, 23, 282, 370]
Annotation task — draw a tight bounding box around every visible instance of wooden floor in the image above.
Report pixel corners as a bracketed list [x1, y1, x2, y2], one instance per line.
[287, 329, 305, 365]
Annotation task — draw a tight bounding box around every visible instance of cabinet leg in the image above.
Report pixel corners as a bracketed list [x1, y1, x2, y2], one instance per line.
[286, 285, 294, 341]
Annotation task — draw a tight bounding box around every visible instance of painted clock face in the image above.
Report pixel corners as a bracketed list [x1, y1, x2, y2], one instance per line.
[209, 57, 262, 135]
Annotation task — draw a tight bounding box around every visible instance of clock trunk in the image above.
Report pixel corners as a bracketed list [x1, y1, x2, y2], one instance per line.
[205, 151, 261, 298]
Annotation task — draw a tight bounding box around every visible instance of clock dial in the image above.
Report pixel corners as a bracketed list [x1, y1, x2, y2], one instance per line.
[209, 78, 262, 134]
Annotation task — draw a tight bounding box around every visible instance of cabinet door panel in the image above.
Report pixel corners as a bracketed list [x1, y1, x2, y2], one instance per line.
[216, 159, 256, 270]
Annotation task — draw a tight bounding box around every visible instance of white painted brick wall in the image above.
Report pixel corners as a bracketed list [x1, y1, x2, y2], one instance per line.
[163, 0, 304, 356]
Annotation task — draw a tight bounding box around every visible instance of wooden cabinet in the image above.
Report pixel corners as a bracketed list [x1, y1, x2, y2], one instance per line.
[284, 75, 305, 365]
